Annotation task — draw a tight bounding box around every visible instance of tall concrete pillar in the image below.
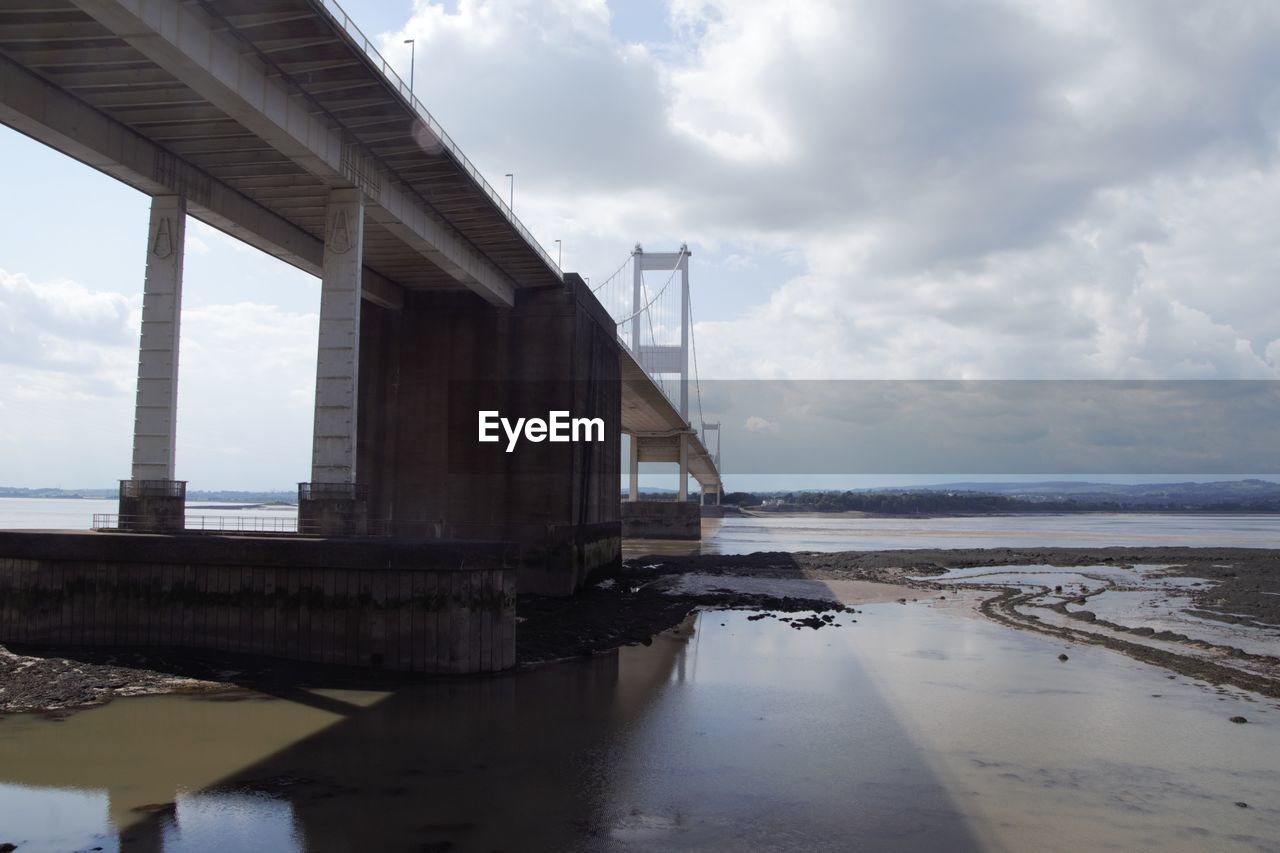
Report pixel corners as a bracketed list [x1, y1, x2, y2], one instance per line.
[120, 195, 186, 532]
[678, 432, 689, 502]
[300, 188, 367, 535]
[132, 195, 185, 481]
[628, 434, 639, 501]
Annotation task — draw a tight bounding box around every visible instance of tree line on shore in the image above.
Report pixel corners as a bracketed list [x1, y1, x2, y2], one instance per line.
[720, 490, 1280, 514]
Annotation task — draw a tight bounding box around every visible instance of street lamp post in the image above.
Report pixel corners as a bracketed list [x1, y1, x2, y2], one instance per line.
[504, 173, 513, 212]
[554, 239, 562, 267]
[404, 39, 415, 95]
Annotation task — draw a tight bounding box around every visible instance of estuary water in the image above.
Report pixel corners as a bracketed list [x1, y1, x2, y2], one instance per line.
[0, 497, 299, 533]
[1, 604, 1278, 852]
[4, 497, 1279, 550]
[701, 512, 1280, 552]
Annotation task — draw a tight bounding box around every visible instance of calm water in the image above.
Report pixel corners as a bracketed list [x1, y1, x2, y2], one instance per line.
[0, 605, 1277, 852]
[704, 512, 1280, 552]
[5, 498, 1279, 550]
[0, 497, 298, 532]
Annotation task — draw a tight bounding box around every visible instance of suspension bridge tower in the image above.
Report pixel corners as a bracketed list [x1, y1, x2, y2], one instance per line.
[631, 243, 691, 418]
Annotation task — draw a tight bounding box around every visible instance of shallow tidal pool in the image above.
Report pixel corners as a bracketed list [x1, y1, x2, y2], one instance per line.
[0, 600, 1277, 852]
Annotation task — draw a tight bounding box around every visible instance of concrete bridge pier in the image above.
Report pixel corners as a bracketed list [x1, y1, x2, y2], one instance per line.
[299, 189, 368, 536]
[120, 194, 187, 532]
[353, 274, 622, 595]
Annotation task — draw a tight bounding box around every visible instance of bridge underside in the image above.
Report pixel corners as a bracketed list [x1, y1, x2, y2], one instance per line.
[0, 0, 556, 305]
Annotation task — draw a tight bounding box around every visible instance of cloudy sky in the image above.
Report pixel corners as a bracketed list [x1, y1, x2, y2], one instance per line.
[2, 0, 1279, 489]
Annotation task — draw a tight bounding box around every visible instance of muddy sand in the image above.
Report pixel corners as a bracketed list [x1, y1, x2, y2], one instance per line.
[1, 546, 1276, 713]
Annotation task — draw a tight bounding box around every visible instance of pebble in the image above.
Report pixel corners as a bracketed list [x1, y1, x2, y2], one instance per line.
[1057, 654, 1069, 661]
[1229, 716, 1248, 724]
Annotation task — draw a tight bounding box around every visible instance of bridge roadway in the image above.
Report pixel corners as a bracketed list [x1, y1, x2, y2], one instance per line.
[0, 0, 721, 532]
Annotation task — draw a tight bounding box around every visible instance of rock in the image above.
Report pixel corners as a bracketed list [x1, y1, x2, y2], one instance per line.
[1057, 654, 1069, 661]
[1229, 716, 1248, 724]
[1236, 801, 1249, 808]
[0, 843, 16, 853]
[1070, 610, 1097, 622]
[1054, 585, 1063, 593]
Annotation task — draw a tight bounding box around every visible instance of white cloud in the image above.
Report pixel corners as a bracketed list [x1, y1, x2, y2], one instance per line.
[0, 268, 137, 379]
[744, 415, 779, 433]
[385, 0, 1280, 381]
[0, 267, 318, 488]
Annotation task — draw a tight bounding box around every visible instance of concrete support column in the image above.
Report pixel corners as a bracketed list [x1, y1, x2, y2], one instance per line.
[131, 195, 185, 482]
[121, 195, 186, 532]
[628, 434, 639, 501]
[311, 188, 364, 484]
[678, 432, 689, 502]
[300, 188, 367, 536]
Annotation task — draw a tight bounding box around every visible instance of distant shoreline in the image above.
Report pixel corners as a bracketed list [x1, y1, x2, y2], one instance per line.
[739, 508, 1280, 518]
[2, 494, 1278, 516]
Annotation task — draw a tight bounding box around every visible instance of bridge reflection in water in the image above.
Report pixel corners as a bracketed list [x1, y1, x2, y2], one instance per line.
[0, 608, 995, 852]
[0, 616, 695, 852]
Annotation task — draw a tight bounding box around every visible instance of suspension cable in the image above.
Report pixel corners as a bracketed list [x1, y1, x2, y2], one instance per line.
[613, 246, 686, 327]
[591, 253, 633, 294]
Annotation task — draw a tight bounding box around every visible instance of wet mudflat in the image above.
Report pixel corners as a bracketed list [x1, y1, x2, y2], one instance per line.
[1, 600, 1278, 852]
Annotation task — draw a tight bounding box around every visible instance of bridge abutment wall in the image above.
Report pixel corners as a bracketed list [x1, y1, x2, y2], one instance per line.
[0, 531, 515, 674]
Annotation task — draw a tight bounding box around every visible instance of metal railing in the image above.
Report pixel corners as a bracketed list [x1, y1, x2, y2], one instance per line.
[310, 0, 563, 279]
[93, 514, 299, 534]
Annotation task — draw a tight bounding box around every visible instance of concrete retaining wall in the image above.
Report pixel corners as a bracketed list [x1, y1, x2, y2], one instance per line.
[621, 501, 701, 540]
[0, 531, 515, 674]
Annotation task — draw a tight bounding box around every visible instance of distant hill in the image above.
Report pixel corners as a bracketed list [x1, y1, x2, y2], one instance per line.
[0, 486, 297, 504]
[900, 479, 1280, 507]
[733, 480, 1280, 513]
